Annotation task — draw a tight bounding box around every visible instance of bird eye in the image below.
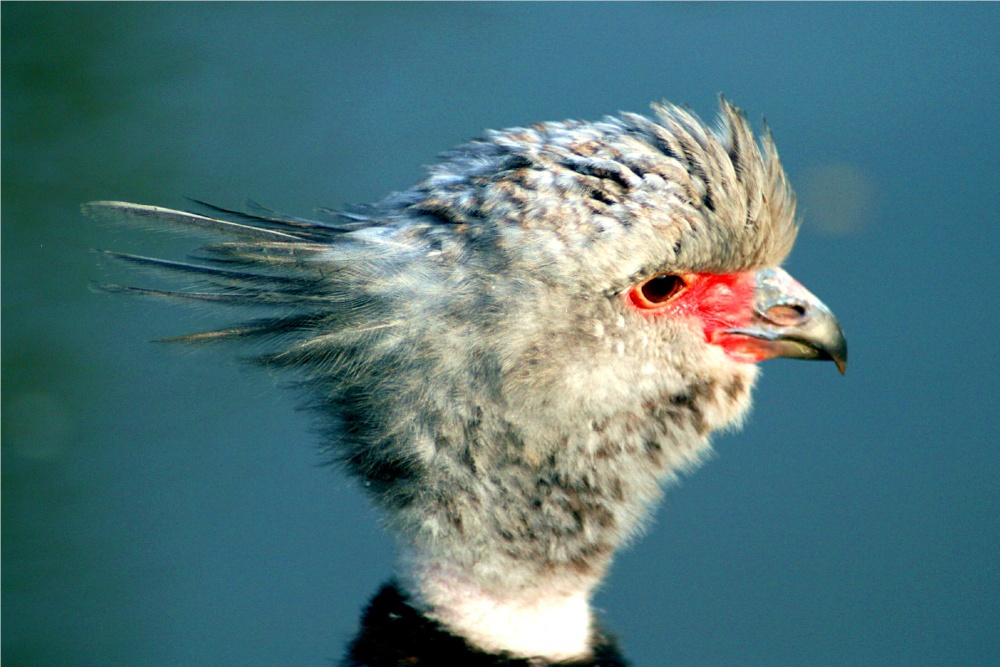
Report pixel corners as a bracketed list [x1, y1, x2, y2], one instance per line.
[634, 274, 686, 307]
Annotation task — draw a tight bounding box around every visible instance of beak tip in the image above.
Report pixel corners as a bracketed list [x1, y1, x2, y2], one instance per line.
[831, 337, 848, 376]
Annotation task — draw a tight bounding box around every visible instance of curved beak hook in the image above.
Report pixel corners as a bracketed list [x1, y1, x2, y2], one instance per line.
[729, 268, 848, 374]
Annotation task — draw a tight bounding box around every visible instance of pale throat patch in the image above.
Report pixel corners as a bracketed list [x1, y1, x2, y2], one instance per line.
[400, 554, 596, 661]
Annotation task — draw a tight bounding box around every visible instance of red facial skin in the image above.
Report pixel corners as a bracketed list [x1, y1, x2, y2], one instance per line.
[626, 272, 774, 364]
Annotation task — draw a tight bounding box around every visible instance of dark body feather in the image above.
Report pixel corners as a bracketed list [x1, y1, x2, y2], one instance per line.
[343, 583, 629, 667]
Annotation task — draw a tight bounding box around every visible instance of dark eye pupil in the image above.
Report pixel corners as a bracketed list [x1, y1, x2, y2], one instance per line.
[640, 275, 684, 303]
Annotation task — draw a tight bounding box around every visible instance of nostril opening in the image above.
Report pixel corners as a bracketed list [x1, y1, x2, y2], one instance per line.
[765, 303, 807, 326]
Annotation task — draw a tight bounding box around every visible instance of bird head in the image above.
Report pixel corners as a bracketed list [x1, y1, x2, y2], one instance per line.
[379, 98, 843, 564]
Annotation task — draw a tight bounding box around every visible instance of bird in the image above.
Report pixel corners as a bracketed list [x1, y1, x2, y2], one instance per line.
[84, 98, 846, 667]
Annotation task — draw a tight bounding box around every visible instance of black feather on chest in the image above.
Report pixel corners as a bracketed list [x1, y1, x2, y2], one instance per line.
[342, 583, 630, 667]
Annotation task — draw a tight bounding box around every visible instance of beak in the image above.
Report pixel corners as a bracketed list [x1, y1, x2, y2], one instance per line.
[729, 267, 848, 374]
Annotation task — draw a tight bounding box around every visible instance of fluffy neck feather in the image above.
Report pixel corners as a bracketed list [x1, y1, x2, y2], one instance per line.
[401, 551, 598, 661]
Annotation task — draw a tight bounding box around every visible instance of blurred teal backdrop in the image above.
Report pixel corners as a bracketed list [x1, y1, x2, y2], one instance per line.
[4, 4, 998, 666]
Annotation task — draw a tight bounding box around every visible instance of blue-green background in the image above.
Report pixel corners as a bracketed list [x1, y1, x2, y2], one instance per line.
[4, 3, 998, 665]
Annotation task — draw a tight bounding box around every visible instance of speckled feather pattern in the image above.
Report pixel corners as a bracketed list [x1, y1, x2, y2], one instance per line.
[86, 99, 798, 661]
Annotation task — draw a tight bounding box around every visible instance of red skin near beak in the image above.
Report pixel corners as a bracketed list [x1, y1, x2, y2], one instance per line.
[627, 272, 768, 363]
[626, 270, 848, 372]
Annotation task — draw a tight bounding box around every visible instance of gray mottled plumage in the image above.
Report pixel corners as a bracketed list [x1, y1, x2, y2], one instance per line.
[85, 99, 841, 664]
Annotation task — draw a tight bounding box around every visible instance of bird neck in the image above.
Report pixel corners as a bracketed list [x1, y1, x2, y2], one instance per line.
[399, 550, 599, 662]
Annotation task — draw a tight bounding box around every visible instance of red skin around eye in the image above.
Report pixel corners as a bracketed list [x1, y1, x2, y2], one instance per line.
[626, 272, 770, 363]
